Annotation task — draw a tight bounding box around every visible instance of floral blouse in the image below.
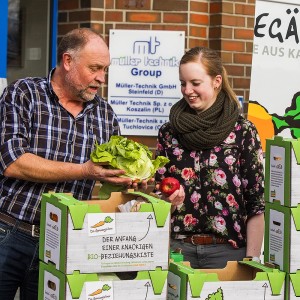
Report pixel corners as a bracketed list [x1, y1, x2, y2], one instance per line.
[155, 115, 265, 248]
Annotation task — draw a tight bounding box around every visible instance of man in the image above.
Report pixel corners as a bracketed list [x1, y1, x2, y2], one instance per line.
[0, 28, 134, 300]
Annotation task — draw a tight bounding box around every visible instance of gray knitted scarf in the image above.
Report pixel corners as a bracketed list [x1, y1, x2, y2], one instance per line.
[169, 91, 239, 150]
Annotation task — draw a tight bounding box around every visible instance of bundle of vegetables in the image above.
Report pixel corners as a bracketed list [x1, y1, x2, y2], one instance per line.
[90, 135, 169, 199]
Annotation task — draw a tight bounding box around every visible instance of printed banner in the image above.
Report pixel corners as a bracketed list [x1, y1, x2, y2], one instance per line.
[249, 0, 300, 151]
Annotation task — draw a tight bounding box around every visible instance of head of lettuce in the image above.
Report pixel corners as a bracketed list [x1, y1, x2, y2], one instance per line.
[90, 136, 169, 199]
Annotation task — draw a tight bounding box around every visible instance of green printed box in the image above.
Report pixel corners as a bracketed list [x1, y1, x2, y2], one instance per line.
[39, 191, 171, 274]
[264, 201, 300, 273]
[167, 260, 285, 300]
[265, 136, 300, 207]
[38, 261, 168, 300]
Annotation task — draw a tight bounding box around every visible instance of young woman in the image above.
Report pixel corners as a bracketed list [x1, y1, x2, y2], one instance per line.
[155, 47, 264, 269]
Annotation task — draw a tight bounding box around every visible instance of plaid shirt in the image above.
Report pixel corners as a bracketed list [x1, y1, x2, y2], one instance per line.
[0, 69, 120, 224]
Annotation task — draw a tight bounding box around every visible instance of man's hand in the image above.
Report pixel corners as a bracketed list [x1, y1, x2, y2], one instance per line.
[81, 160, 132, 185]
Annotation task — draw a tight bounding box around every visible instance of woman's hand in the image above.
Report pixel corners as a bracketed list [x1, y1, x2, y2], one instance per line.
[131, 177, 155, 192]
[156, 183, 185, 206]
[166, 185, 185, 206]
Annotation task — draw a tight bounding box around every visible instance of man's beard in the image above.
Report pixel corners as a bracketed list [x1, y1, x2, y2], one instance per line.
[78, 87, 97, 102]
[65, 72, 98, 102]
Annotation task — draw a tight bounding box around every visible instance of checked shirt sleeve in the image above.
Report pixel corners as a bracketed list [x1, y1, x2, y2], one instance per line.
[0, 80, 33, 175]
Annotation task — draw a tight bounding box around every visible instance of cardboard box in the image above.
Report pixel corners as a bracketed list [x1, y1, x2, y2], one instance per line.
[167, 260, 285, 300]
[287, 271, 300, 300]
[265, 136, 300, 207]
[39, 191, 171, 274]
[38, 261, 168, 300]
[264, 201, 300, 273]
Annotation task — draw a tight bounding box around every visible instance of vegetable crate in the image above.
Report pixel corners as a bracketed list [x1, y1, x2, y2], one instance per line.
[38, 261, 168, 300]
[264, 201, 300, 274]
[265, 136, 300, 207]
[39, 191, 171, 274]
[167, 260, 285, 300]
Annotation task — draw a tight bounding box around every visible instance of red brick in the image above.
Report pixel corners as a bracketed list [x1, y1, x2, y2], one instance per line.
[153, 0, 188, 11]
[234, 28, 254, 40]
[222, 40, 245, 52]
[58, 12, 68, 22]
[188, 38, 208, 49]
[209, 40, 222, 51]
[232, 77, 250, 89]
[233, 53, 253, 64]
[246, 66, 252, 77]
[222, 15, 245, 27]
[105, 0, 114, 9]
[190, 2, 208, 13]
[190, 26, 207, 39]
[246, 41, 254, 52]
[247, 17, 255, 28]
[209, 27, 221, 39]
[126, 12, 161, 23]
[59, 0, 79, 10]
[69, 10, 91, 22]
[105, 11, 123, 22]
[104, 23, 114, 35]
[235, 4, 255, 16]
[91, 10, 104, 21]
[190, 13, 209, 25]
[225, 65, 244, 77]
[210, 14, 222, 25]
[210, 2, 221, 14]
[221, 27, 233, 39]
[163, 13, 188, 24]
[116, 0, 151, 10]
[220, 52, 233, 64]
[81, 0, 104, 9]
[223, 2, 234, 14]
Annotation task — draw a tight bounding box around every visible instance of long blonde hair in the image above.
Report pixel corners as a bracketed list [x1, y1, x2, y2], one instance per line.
[180, 47, 240, 106]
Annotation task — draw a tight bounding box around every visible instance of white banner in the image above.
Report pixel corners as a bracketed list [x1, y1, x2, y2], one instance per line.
[108, 30, 185, 136]
[249, 0, 300, 151]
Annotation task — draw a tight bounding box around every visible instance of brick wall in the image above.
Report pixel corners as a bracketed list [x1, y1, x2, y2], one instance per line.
[57, 0, 256, 151]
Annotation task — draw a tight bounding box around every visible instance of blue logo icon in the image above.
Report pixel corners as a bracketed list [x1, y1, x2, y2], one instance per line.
[133, 36, 160, 54]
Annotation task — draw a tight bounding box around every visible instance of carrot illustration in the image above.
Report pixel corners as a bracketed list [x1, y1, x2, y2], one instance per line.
[91, 216, 114, 228]
[89, 289, 102, 296]
[89, 284, 111, 296]
[91, 221, 105, 228]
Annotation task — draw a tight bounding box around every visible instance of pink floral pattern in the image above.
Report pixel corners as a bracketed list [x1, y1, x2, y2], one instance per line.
[155, 116, 265, 248]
